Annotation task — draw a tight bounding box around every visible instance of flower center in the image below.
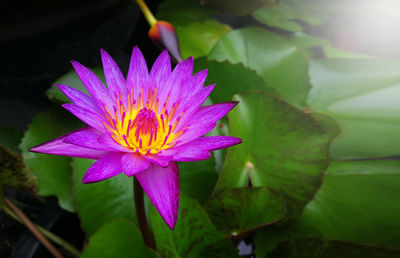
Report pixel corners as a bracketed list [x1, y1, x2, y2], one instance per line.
[130, 107, 159, 149]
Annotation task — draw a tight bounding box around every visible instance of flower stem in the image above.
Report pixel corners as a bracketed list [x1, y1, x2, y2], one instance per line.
[4, 197, 66, 258]
[134, 177, 155, 249]
[135, 0, 157, 26]
[3, 204, 81, 257]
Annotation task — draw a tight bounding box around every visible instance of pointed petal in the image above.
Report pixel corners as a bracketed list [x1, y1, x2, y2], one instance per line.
[150, 49, 171, 86]
[176, 102, 239, 145]
[126, 46, 149, 103]
[57, 84, 102, 114]
[82, 152, 123, 183]
[143, 153, 172, 167]
[121, 153, 150, 176]
[71, 61, 113, 109]
[63, 127, 126, 152]
[100, 49, 128, 108]
[171, 136, 242, 161]
[98, 134, 132, 152]
[62, 104, 105, 132]
[30, 132, 106, 159]
[135, 162, 179, 229]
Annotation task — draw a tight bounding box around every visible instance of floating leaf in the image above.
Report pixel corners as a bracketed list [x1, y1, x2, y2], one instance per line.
[204, 0, 274, 16]
[214, 91, 330, 218]
[177, 19, 231, 60]
[80, 219, 157, 258]
[150, 194, 238, 257]
[205, 187, 284, 235]
[307, 59, 400, 159]
[298, 160, 400, 248]
[209, 27, 311, 107]
[72, 158, 136, 235]
[19, 109, 81, 212]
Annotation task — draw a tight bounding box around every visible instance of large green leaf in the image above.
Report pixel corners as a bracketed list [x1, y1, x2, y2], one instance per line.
[214, 91, 330, 217]
[307, 59, 400, 159]
[205, 187, 284, 235]
[47, 68, 105, 103]
[178, 158, 217, 205]
[298, 160, 400, 248]
[150, 194, 238, 257]
[72, 158, 136, 235]
[208, 27, 311, 107]
[157, 0, 217, 27]
[80, 219, 157, 258]
[193, 58, 274, 104]
[204, 0, 274, 16]
[19, 109, 81, 212]
[268, 237, 400, 258]
[177, 19, 231, 60]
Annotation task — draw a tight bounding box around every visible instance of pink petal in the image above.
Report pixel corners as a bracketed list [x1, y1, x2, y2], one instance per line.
[121, 152, 150, 176]
[176, 101, 239, 145]
[135, 162, 179, 229]
[97, 134, 132, 152]
[100, 49, 128, 108]
[126, 46, 149, 103]
[82, 152, 123, 183]
[171, 136, 242, 161]
[62, 104, 106, 132]
[57, 84, 102, 114]
[30, 132, 106, 159]
[143, 153, 172, 167]
[150, 49, 171, 86]
[63, 127, 127, 152]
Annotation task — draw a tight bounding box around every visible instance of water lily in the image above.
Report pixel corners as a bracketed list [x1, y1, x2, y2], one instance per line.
[30, 47, 242, 229]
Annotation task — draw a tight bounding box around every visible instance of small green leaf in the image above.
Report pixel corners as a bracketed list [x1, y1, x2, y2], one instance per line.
[214, 91, 330, 217]
[289, 32, 330, 49]
[72, 158, 137, 235]
[307, 59, 400, 159]
[205, 187, 284, 235]
[194, 58, 274, 104]
[323, 46, 372, 59]
[268, 237, 400, 258]
[179, 159, 217, 205]
[80, 219, 157, 258]
[19, 109, 81, 212]
[204, 0, 274, 16]
[209, 27, 311, 107]
[177, 19, 231, 60]
[253, 6, 303, 32]
[150, 194, 238, 257]
[47, 68, 105, 103]
[298, 160, 400, 248]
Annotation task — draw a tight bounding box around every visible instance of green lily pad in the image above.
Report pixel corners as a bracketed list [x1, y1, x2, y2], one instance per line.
[80, 219, 157, 258]
[204, 0, 274, 16]
[213, 91, 330, 218]
[298, 160, 400, 248]
[193, 58, 274, 104]
[19, 109, 82, 212]
[307, 59, 400, 159]
[72, 158, 137, 235]
[208, 27, 311, 107]
[150, 194, 238, 257]
[47, 68, 105, 103]
[177, 19, 231, 60]
[205, 187, 284, 235]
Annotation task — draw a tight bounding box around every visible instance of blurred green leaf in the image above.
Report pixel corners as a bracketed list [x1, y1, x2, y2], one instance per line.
[298, 160, 400, 248]
[214, 91, 330, 218]
[205, 187, 284, 235]
[72, 158, 136, 235]
[47, 68, 105, 103]
[204, 0, 274, 16]
[194, 58, 274, 103]
[323, 46, 372, 59]
[157, 0, 217, 26]
[80, 219, 157, 258]
[150, 194, 238, 257]
[177, 19, 231, 60]
[19, 109, 81, 212]
[179, 159, 217, 205]
[289, 32, 330, 49]
[0, 127, 23, 153]
[307, 59, 400, 159]
[209, 27, 311, 107]
[267, 237, 400, 258]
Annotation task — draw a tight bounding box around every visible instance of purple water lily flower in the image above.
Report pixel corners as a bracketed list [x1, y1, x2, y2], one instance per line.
[31, 47, 241, 229]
